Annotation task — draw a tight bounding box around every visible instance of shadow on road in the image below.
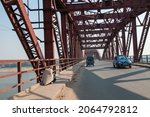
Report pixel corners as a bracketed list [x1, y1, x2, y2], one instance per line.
[67, 61, 150, 100]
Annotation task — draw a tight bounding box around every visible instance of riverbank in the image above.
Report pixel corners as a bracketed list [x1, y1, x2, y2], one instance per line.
[0, 67, 33, 73]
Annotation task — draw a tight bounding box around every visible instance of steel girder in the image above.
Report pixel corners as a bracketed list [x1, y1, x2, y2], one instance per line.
[79, 30, 111, 34]
[122, 22, 133, 57]
[2, 0, 150, 62]
[65, 0, 150, 61]
[43, 0, 54, 60]
[84, 49, 101, 60]
[1, 0, 45, 69]
[55, 0, 82, 59]
[66, 0, 150, 11]
[43, 0, 67, 60]
[73, 12, 130, 21]
[138, 11, 150, 61]
[102, 8, 146, 59]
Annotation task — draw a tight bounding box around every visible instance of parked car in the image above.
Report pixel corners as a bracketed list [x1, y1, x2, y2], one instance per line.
[86, 56, 94, 66]
[113, 55, 132, 68]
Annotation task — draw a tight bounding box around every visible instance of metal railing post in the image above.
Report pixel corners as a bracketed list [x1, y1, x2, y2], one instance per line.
[53, 60, 56, 74]
[36, 60, 40, 83]
[17, 62, 22, 93]
[146, 55, 148, 63]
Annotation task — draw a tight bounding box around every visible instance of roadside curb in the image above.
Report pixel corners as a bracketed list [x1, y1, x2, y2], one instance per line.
[133, 63, 150, 68]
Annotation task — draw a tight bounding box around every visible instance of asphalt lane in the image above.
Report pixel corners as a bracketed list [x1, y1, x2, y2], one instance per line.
[63, 60, 150, 100]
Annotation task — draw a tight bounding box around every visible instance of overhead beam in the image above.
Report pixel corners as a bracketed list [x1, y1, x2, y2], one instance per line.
[73, 12, 130, 21]
[81, 41, 107, 44]
[82, 46, 104, 50]
[80, 37, 109, 40]
[66, 0, 150, 11]
[79, 30, 112, 34]
[56, 0, 67, 9]
[81, 39, 108, 42]
[56, 0, 73, 22]
[102, 9, 146, 57]
[77, 23, 118, 30]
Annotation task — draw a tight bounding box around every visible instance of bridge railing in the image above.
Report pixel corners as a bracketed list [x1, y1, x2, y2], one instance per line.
[129, 55, 150, 63]
[0, 58, 83, 95]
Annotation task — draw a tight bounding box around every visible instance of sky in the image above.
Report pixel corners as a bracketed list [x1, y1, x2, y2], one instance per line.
[0, 1, 150, 60]
[0, 2, 57, 60]
[0, 3, 28, 59]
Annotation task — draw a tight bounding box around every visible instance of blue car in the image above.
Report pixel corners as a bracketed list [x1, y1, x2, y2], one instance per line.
[113, 55, 132, 68]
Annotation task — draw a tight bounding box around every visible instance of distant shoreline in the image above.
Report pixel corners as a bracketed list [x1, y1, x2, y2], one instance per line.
[0, 67, 33, 73]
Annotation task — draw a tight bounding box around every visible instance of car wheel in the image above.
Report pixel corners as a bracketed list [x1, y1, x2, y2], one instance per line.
[116, 64, 120, 68]
[129, 65, 132, 68]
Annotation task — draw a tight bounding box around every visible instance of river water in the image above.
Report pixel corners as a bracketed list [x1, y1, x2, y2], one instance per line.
[0, 72, 36, 100]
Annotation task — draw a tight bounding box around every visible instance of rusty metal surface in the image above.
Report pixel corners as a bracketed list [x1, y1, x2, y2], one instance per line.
[3, 0, 150, 99]
[43, 0, 54, 60]
[1, 0, 45, 69]
[1, 0, 150, 95]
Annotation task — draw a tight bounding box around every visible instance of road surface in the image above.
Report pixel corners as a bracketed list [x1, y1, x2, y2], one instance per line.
[61, 60, 150, 100]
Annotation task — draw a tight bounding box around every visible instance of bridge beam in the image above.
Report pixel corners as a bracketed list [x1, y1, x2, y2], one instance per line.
[115, 35, 119, 56]
[132, 17, 138, 62]
[122, 27, 126, 56]
[43, 0, 54, 59]
[61, 12, 68, 58]
[66, 0, 150, 11]
[73, 12, 130, 21]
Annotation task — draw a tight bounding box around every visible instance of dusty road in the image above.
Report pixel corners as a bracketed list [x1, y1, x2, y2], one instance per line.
[60, 60, 150, 100]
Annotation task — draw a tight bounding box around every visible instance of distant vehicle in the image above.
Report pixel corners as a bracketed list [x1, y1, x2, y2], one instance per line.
[86, 56, 95, 67]
[102, 0, 112, 2]
[113, 55, 132, 68]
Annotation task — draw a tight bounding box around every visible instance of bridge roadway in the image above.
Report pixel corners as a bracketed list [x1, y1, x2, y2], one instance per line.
[12, 60, 150, 100]
[61, 60, 150, 100]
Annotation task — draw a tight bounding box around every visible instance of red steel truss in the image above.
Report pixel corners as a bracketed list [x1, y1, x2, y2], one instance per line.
[1, 0, 150, 62]
[1, 0, 46, 70]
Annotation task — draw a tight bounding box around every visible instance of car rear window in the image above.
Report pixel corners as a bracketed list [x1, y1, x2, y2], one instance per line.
[87, 56, 94, 61]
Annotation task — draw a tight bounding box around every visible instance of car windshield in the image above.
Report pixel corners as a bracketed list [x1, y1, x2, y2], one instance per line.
[118, 56, 127, 60]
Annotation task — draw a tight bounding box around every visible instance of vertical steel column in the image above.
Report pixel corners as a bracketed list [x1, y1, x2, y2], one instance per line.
[76, 39, 79, 58]
[138, 11, 150, 61]
[61, 13, 68, 58]
[106, 48, 109, 59]
[72, 33, 75, 58]
[122, 28, 126, 56]
[69, 22, 73, 58]
[110, 43, 113, 59]
[78, 41, 82, 58]
[43, 0, 54, 60]
[111, 40, 114, 59]
[132, 17, 138, 62]
[116, 35, 119, 55]
[108, 44, 111, 60]
[126, 23, 132, 56]
[75, 38, 79, 58]
[74, 35, 77, 58]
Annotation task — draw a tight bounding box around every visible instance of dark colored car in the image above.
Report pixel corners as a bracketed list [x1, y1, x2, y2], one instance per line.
[113, 55, 132, 68]
[86, 56, 94, 66]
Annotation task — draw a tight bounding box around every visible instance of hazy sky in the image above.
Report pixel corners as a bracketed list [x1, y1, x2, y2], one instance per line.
[0, 2, 54, 60]
[0, 3, 29, 59]
[0, 2, 150, 60]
